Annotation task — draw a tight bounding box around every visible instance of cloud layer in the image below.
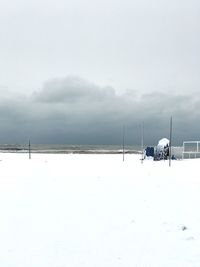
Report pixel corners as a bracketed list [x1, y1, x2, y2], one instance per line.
[0, 76, 199, 145]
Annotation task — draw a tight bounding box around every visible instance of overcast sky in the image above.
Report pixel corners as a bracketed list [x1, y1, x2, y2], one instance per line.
[0, 0, 200, 145]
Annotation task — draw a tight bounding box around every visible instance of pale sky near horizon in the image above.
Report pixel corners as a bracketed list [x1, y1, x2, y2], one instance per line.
[0, 0, 200, 144]
[0, 0, 200, 95]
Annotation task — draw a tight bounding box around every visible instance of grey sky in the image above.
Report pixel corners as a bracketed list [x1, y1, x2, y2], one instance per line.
[0, 0, 199, 144]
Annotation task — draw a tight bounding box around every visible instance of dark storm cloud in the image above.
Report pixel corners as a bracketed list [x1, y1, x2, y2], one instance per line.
[0, 76, 199, 145]
[33, 77, 115, 103]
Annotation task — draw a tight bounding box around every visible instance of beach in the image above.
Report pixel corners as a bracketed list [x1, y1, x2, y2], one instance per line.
[0, 153, 199, 266]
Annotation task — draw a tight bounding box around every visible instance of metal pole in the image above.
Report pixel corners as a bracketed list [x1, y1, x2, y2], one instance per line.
[169, 116, 172, 167]
[122, 125, 125, 162]
[141, 123, 144, 163]
[29, 139, 31, 159]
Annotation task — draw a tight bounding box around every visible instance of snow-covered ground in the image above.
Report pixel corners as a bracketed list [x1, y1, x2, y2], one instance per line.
[0, 153, 199, 267]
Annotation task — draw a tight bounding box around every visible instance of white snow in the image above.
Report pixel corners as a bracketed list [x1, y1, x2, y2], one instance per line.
[0, 153, 199, 267]
[158, 138, 170, 147]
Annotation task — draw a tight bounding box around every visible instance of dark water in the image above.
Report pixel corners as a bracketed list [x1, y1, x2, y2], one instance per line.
[0, 144, 142, 154]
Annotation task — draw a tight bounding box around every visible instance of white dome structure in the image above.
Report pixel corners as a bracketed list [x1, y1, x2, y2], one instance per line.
[158, 138, 169, 147]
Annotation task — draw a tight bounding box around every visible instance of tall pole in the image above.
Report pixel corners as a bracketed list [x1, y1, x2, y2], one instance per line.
[169, 116, 172, 167]
[141, 122, 144, 163]
[29, 139, 31, 159]
[123, 125, 125, 162]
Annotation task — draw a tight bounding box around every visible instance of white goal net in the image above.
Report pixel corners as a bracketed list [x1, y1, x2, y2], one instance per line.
[182, 141, 200, 159]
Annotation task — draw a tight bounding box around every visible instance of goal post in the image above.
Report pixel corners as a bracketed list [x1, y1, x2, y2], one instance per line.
[182, 141, 200, 159]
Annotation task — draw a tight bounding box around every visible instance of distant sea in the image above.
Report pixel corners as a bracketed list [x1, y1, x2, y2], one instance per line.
[0, 144, 142, 154]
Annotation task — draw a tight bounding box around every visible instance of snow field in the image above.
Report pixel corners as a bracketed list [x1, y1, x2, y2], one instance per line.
[0, 153, 199, 267]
